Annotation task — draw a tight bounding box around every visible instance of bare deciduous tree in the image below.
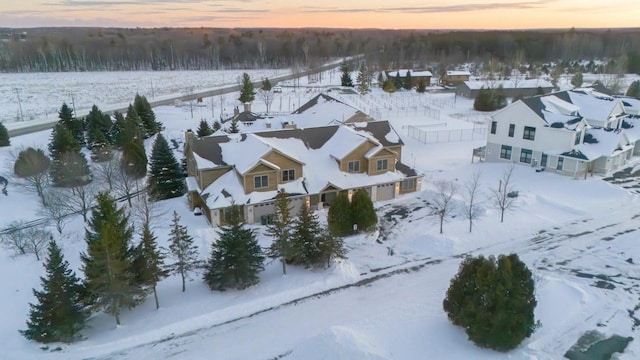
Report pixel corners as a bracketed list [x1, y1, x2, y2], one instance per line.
[462, 171, 483, 233]
[432, 180, 458, 234]
[1, 222, 51, 260]
[38, 190, 72, 234]
[491, 163, 517, 223]
[258, 89, 275, 114]
[66, 181, 98, 223]
[113, 153, 142, 207]
[132, 189, 167, 231]
[94, 155, 120, 191]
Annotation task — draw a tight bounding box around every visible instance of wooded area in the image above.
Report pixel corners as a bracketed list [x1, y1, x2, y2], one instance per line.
[1, 27, 639, 73]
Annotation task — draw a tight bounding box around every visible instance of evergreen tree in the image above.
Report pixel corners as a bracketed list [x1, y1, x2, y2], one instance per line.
[317, 230, 346, 268]
[147, 133, 185, 201]
[340, 62, 354, 87]
[0, 122, 10, 146]
[327, 192, 352, 237]
[121, 106, 147, 179]
[81, 192, 142, 326]
[571, 71, 583, 88]
[443, 254, 537, 351]
[229, 118, 240, 133]
[134, 94, 161, 137]
[473, 87, 506, 112]
[290, 203, 325, 266]
[48, 124, 91, 187]
[85, 105, 113, 162]
[261, 78, 272, 91]
[350, 189, 377, 233]
[404, 69, 413, 90]
[535, 86, 546, 95]
[57, 103, 85, 147]
[265, 191, 294, 275]
[21, 239, 88, 343]
[110, 112, 128, 149]
[356, 63, 371, 95]
[212, 121, 221, 132]
[627, 80, 640, 98]
[492, 85, 508, 109]
[196, 119, 213, 137]
[131, 224, 168, 309]
[238, 73, 256, 104]
[168, 211, 200, 292]
[382, 79, 397, 93]
[204, 205, 264, 290]
[417, 79, 427, 93]
[393, 71, 404, 89]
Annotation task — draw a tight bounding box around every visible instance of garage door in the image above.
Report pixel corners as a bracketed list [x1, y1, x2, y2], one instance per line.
[376, 183, 396, 201]
[253, 201, 276, 224]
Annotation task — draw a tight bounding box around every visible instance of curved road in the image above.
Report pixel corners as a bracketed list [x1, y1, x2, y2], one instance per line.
[6, 59, 357, 137]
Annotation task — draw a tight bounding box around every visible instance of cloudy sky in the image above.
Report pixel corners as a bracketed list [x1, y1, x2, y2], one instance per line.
[1, 0, 637, 29]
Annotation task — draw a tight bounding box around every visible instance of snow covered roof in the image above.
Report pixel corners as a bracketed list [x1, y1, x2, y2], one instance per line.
[386, 69, 433, 77]
[565, 128, 632, 161]
[445, 70, 471, 76]
[188, 121, 416, 210]
[464, 79, 553, 90]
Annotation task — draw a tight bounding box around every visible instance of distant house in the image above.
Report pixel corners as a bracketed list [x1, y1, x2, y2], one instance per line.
[440, 70, 471, 86]
[184, 121, 422, 227]
[222, 103, 264, 124]
[384, 69, 433, 87]
[456, 79, 553, 98]
[481, 89, 640, 178]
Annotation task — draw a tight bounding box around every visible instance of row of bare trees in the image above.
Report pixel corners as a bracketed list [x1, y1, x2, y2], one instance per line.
[431, 164, 517, 234]
[2, 28, 639, 73]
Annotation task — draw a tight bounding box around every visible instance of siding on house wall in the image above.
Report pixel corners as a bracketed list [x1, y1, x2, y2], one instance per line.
[387, 145, 403, 162]
[368, 155, 396, 175]
[261, 150, 304, 183]
[198, 167, 231, 190]
[340, 141, 376, 173]
[244, 164, 278, 193]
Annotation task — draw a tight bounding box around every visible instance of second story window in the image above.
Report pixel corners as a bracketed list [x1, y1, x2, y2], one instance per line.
[282, 169, 295, 182]
[377, 159, 389, 171]
[254, 175, 268, 189]
[523, 126, 536, 141]
[508, 124, 515, 137]
[490, 121, 497, 134]
[348, 160, 360, 173]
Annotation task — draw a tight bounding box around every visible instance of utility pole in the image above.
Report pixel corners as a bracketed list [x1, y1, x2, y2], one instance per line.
[14, 88, 24, 122]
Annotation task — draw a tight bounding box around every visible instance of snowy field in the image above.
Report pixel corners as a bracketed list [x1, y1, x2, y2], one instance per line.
[1, 70, 640, 359]
[0, 69, 287, 123]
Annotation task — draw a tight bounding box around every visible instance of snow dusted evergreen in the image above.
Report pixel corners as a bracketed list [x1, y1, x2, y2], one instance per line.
[134, 94, 162, 138]
[203, 205, 264, 290]
[0, 122, 10, 146]
[147, 133, 185, 201]
[131, 224, 168, 309]
[81, 192, 143, 326]
[21, 240, 88, 343]
[196, 119, 213, 137]
[48, 123, 92, 188]
[291, 203, 345, 267]
[265, 191, 295, 275]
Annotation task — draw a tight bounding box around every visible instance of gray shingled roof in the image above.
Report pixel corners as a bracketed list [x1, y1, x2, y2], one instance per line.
[190, 120, 404, 164]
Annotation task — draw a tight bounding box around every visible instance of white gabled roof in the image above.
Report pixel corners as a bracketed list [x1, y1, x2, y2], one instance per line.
[324, 126, 372, 160]
[219, 134, 272, 174]
[464, 79, 552, 90]
[192, 152, 219, 170]
[387, 69, 432, 77]
[445, 70, 471, 76]
[572, 128, 632, 160]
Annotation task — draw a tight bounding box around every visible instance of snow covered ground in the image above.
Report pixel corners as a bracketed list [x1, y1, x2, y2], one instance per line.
[1, 70, 640, 360]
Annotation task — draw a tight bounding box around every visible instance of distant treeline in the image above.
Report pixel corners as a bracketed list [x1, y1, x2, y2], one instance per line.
[0, 27, 639, 73]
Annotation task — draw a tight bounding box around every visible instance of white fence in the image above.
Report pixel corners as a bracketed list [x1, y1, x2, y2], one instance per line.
[407, 126, 487, 144]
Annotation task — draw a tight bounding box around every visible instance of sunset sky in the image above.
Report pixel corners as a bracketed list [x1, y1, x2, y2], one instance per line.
[0, 0, 638, 29]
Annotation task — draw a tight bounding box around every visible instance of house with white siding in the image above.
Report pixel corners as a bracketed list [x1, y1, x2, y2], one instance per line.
[481, 89, 640, 178]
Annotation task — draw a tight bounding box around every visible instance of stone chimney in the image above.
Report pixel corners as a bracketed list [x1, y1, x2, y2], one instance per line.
[185, 129, 195, 144]
[243, 102, 251, 113]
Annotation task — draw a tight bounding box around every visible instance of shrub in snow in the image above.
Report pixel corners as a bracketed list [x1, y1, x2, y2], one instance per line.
[0, 122, 10, 146]
[443, 253, 537, 351]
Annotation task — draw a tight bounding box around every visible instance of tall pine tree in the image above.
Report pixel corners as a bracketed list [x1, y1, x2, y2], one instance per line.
[404, 70, 413, 90]
[168, 211, 200, 292]
[265, 191, 294, 275]
[238, 73, 256, 104]
[111, 112, 128, 149]
[85, 105, 113, 162]
[131, 223, 168, 309]
[48, 124, 92, 187]
[356, 63, 371, 95]
[290, 203, 325, 266]
[56, 103, 85, 147]
[340, 62, 354, 87]
[21, 240, 88, 343]
[350, 189, 378, 233]
[121, 106, 148, 179]
[203, 205, 264, 290]
[147, 133, 185, 201]
[0, 122, 10, 146]
[81, 192, 142, 326]
[134, 94, 161, 138]
[328, 191, 353, 236]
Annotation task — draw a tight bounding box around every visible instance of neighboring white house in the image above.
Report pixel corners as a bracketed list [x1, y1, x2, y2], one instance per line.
[482, 89, 640, 178]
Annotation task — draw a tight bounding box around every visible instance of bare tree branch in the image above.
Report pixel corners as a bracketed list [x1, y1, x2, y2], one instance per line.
[490, 163, 518, 223]
[432, 180, 458, 234]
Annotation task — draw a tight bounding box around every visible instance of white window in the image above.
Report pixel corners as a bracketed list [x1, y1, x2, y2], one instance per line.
[282, 169, 295, 182]
[377, 159, 389, 171]
[254, 175, 268, 188]
[348, 160, 360, 173]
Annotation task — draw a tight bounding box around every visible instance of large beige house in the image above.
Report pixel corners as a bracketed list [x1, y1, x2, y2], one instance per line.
[184, 121, 422, 226]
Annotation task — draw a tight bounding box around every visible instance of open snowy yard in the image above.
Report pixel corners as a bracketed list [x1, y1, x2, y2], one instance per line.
[1, 71, 640, 359]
